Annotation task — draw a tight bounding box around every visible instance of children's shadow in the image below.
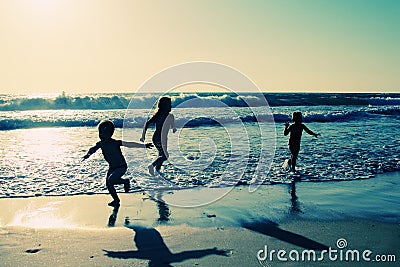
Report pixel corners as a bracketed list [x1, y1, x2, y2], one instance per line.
[289, 181, 303, 214]
[152, 192, 171, 223]
[241, 219, 328, 251]
[107, 206, 120, 227]
[103, 224, 229, 267]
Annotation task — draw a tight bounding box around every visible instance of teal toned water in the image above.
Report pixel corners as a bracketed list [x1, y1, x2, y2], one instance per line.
[0, 93, 399, 198]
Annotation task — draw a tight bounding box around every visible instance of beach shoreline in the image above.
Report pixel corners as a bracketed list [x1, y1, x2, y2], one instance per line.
[1, 172, 399, 266]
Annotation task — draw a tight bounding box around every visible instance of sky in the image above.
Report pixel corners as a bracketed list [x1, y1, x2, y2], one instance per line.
[1, 0, 399, 94]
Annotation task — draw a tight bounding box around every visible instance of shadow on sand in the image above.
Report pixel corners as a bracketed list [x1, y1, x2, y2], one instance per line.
[104, 224, 229, 266]
[241, 219, 328, 251]
[107, 205, 120, 227]
[288, 181, 303, 214]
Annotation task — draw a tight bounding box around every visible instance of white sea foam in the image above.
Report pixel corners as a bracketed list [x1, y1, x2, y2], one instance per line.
[0, 112, 398, 198]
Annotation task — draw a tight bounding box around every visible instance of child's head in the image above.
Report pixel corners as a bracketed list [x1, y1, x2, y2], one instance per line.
[157, 97, 172, 113]
[98, 119, 115, 140]
[292, 111, 302, 124]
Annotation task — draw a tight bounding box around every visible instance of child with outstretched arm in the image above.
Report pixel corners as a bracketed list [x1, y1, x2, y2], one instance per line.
[284, 111, 320, 173]
[140, 97, 177, 175]
[83, 119, 153, 207]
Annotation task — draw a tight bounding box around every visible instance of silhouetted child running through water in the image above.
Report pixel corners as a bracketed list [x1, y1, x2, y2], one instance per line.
[284, 111, 320, 173]
[83, 119, 153, 207]
[141, 97, 177, 176]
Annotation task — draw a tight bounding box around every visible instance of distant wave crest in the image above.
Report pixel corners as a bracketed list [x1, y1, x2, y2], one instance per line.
[0, 106, 398, 130]
[1, 92, 400, 111]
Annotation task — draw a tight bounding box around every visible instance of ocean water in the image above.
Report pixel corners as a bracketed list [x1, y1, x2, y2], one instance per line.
[0, 92, 399, 198]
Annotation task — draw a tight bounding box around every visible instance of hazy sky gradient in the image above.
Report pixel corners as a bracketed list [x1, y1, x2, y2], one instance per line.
[1, 0, 399, 94]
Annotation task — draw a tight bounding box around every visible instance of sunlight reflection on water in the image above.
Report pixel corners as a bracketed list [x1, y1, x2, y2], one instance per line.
[9, 201, 77, 228]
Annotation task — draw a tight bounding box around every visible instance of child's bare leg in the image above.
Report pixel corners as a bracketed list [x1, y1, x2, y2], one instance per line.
[291, 155, 297, 172]
[148, 164, 155, 176]
[153, 144, 168, 171]
[106, 167, 127, 204]
[289, 145, 300, 173]
[153, 154, 168, 171]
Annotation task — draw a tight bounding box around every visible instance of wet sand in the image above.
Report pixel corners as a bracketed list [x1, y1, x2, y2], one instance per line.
[0, 172, 399, 266]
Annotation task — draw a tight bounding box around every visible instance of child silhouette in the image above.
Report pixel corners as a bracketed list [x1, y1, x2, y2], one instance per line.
[284, 111, 320, 173]
[141, 97, 177, 175]
[83, 119, 152, 207]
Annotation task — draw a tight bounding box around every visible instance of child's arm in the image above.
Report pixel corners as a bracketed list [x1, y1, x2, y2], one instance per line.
[82, 144, 100, 161]
[140, 117, 155, 142]
[284, 122, 291, 136]
[303, 124, 320, 137]
[170, 114, 177, 133]
[122, 141, 153, 148]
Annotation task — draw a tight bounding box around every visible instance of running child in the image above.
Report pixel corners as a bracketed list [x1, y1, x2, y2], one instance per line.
[140, 97, 177, 175]
[284, 111, 320, 173]
[83, 119, 153, 207]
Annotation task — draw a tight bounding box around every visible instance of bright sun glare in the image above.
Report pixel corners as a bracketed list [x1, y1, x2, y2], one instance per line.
[27, 0, 62, 10]
[16, 0, 67, 19]
[19, 127, 72, 160]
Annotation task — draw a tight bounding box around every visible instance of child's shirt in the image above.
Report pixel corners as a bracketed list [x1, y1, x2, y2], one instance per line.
[148, 113, 174, 142]
[286, 123, 303, 146]
[285, 123, 314, 147]
[89, 138, 126, 169]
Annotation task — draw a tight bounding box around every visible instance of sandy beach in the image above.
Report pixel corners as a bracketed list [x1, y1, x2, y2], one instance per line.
[1, 172, 399, 266]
